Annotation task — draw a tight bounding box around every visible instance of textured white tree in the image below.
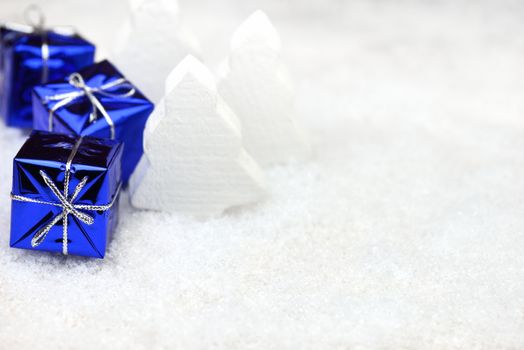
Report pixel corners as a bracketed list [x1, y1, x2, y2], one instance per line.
[218, 10, 309, 167]
[129, 55, 266, 216]
[113, 0, 199, 102]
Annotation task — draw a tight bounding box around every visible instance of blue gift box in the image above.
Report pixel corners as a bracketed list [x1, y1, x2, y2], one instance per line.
[33, 60, 154, 185]
[10, 131, 123, 258]
[0, 24, 95, 128]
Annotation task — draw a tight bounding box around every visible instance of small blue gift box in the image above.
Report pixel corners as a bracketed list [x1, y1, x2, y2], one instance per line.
[10, 131, 123, 258]
[33, 60, 154, 185]
[0, 23, 95, 128]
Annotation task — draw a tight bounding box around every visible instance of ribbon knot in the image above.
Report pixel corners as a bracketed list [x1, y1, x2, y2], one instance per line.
[30, 169, 93, 252]
[67, 73, 102, 125]
[10, 137, 121, 255]
[46, 73, 136, 140]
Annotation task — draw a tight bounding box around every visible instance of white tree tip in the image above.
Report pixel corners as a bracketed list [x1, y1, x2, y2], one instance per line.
[129, 0, 179, 14]
[165, 55, 216, 95]
[113, 0, 198, 103]
[231, 10, 281, 52]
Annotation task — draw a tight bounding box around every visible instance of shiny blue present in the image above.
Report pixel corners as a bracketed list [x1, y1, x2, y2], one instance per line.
[0, 22, 95, 128]
[33, 60, 154, 185]
[10, 131, 123, 258]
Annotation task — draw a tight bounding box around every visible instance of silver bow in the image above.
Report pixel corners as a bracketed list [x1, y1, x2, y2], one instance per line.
[10, 137, 121, 255]
[45, 73, 136, 140]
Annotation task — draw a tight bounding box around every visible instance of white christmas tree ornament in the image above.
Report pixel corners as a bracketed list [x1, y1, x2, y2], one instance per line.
[113, 0, 200, 102]
[218, 10, 309, 167]
[129, 56, 266, 216]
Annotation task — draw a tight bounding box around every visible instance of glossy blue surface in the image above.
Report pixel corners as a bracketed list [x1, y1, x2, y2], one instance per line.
[33, 60, 154, 185]
[10, 131, 123, 258]
[0, 26, 95, 128]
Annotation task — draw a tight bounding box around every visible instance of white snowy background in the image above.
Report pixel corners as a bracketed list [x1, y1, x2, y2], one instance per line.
[1, 0, 524, 348]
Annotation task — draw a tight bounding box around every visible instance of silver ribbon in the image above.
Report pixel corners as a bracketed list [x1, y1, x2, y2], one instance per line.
[45, 73, 136, 140]
[10, 137, 121, 255]
[25, 5, 49, 83]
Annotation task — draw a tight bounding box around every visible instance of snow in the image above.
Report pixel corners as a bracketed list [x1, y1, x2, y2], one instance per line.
[1, 0, 524, 348]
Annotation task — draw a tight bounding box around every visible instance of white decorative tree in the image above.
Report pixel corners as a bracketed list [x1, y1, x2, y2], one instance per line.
[112, 0, 200, 102]
[129, 56, 266, 216]
[218, 10, 309, 167]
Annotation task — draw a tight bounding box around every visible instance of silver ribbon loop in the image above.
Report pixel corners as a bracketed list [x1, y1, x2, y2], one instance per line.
[10, 137, 121, 255]
[23, 5, 49, 82]
[46, 73, 136, 140]
[24, 5, 46, 30]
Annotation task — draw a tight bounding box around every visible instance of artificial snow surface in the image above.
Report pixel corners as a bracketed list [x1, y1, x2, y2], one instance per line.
[1, 0, 524, 349]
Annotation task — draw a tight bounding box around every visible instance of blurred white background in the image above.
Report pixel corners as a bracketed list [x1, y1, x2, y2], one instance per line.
[1, 0, 524, 349]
